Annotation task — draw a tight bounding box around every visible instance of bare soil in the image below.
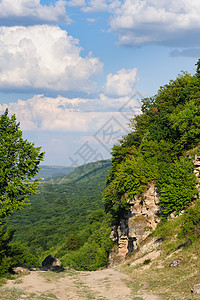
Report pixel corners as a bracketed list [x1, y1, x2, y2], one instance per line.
[1, 267, 160, 300]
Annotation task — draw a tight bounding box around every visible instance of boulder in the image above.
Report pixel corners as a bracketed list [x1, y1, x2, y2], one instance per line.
[42, 255, 61, 268]
[12, 267, 30, 275]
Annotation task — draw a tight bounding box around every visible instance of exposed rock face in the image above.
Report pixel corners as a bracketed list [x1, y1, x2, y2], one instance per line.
[194, 154, 200, 196]
[42, 255, 61, 268]
[109, 182, 160, 266]
[109, 155, 200, 266]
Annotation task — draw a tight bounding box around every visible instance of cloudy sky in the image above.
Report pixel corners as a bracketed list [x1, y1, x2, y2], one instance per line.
[0, 0, 199, 166]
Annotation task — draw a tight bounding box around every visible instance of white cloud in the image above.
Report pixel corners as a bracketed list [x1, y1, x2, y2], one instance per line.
[106, 0, 200, 47]
[83, 0, 120, 12]
[83, 0, 108, 12]
[0, 95, 93, 131]
[68, 0, 85, 7]
[86, 18, 96, 23]
[0, 25, 103, 92]
[104, 68, 138, 96]
[0, 0, 70, 25]
[0, 94, 141, 132]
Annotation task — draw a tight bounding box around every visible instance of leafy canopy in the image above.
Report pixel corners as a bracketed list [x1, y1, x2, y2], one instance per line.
[103, 61, 200, 221]
[0, 109, 45, 219]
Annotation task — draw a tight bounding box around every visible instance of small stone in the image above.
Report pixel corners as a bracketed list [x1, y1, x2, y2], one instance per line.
[169, 259, 182, 267]
[29, 267, 38, 271]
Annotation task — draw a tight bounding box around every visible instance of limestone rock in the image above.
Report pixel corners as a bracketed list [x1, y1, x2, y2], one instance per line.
[169, 259, 182, 267]
[42, 255, 61, 268]
[12, 267, 30, 275]
[109, 182, 160, 266]
[193, 155, 200, 196]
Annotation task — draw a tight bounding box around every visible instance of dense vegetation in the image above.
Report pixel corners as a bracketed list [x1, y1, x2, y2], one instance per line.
[0, 110, 44, 277]
[6, 160, 113, 271]
[0, 109, 45, 219]
[103, 61, 200, 222]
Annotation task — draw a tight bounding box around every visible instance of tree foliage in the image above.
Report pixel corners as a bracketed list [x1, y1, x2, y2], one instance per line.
[0, 109, 44, 277]
[0, 224, 38, 276]
[0, 109, 45, 219]
[103, 61, 200, 221]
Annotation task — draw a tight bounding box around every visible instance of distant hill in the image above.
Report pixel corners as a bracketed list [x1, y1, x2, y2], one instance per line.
[65, 160, 111, 182]
[7, 160, 111, 255]
[35, 165, 75, 180]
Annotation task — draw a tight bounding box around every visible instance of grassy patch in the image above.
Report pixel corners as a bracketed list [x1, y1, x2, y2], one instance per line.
[0, 286, 24, 300]
[121, 237, 200, 299]
[35, 292, 58, 299]
[40, 270, 66, 282]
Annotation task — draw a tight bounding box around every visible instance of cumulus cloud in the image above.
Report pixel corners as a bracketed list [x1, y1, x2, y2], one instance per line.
[0, 94, 141, 132]
[108, 0, 200, 47]
[0, 25, 103, 92]
[0, 95, 94, 131]
[0, 0, 70, 26]
[104, 68, 138, 97]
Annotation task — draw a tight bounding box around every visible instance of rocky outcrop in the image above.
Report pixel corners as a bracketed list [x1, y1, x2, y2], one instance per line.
[109, 182, 160, 266]
[109, 155, 200, 266]
[193, 154, 200, 196]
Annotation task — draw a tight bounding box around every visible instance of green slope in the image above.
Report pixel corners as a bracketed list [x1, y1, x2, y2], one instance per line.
[35, 165, 75, 180]
[7, 160, 111, 255]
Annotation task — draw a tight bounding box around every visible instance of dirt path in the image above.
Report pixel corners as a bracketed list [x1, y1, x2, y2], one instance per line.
[1, 268, 160, 300]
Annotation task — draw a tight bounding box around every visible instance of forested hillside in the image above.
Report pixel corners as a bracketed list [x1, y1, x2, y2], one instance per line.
[6, 160, 113, 270]
[103, 61, 200, 223]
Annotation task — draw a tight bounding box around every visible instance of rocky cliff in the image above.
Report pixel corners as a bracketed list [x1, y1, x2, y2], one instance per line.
[109, 155, 200, 266]
[109, 182, 160, 266]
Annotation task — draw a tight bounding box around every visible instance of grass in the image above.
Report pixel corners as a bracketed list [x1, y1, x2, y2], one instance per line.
[0, 287, 24, 300]
[0, 286, 58, 300]
[40, 270, 66, 281]
[119, 215, 200, 300]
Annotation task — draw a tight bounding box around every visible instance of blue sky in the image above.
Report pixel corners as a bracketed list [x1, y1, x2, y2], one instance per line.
[0, 0, 199, 166]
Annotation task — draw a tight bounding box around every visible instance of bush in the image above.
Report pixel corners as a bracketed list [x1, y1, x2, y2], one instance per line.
[61, 241, 108, 271]
[179, 200, 200, 242]
[157, 157, 198, 217]
[0, 224, 38, 277]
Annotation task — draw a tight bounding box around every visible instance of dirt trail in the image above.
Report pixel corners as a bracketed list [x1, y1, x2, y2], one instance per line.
[1, 268, 160, 300]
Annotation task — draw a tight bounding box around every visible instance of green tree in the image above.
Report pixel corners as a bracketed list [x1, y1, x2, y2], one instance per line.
[103, 60, 200, 222]
[0, 109, 45, 219]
